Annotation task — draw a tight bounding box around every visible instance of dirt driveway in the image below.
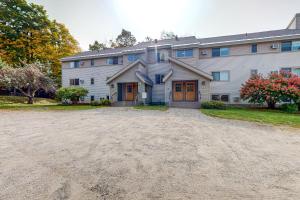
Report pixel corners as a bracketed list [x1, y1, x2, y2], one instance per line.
[0, 108, 300, 200]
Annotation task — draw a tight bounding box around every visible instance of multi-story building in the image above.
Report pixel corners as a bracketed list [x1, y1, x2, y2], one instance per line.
[61, 13, 300, 108]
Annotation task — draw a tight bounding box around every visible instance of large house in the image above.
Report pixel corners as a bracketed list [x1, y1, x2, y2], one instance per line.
[61, 13, 300, 108]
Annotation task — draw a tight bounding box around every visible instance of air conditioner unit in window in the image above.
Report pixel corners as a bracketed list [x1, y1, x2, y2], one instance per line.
[271, 43, 279, 49]
[201, 50, 207, 55]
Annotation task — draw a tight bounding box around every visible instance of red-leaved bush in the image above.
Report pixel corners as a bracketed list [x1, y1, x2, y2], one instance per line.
[240, 71, 300, 109]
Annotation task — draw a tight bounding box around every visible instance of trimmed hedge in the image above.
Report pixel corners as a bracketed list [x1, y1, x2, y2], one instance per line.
[201, 101, 226, 109]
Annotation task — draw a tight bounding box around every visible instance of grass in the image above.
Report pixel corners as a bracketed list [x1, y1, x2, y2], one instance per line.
[133, 105, 168, 111]
[0, 95, 101, 111]
[201, 107, 300, 128]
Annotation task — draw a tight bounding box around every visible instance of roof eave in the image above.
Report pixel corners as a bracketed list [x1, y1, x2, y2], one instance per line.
[199, 33, 300, 48]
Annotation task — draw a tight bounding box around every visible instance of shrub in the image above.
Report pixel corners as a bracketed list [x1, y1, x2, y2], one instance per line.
[90, 100, 101, 106]
[280, 103, 298, 113]
[201, 101, 226, 109]
[100, 99, 111, 106]
[56, 87, 88, 104]
[90, 99, 111, 106]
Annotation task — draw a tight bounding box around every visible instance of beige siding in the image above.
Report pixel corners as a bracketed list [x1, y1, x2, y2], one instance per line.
[147, 63, 171, 103]
[62, 65, 123, 102]
[195, 51, 300, 103]
[199, 41, 281, 59]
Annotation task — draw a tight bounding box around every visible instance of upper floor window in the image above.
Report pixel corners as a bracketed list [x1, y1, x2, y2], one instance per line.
[91, 78, 94, 85]
[91, 59, 94, 66]
[281, 41, 292, 52]
[212, 47, 229, 57]
[281, 41, 300, 52]
[155, 74, 164, 84]
[128, 54, 139, 62]
[212, 71, 230, 81]
[176, 49, 193, 58]
[157, 52, 167, 63]
[107, 57, 118, 65]
[70, 78, 79, 86]
[292, 41, 300, 51]
[251, 44, 257, 53]
[74, 61, 80, 68]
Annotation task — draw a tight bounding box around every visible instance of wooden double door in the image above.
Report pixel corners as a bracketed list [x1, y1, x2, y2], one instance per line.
[173, 81, 197, 102]
[124, 83, 138, 101]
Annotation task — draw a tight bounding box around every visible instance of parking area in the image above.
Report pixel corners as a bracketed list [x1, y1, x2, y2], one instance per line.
[0, 107, 300, 199]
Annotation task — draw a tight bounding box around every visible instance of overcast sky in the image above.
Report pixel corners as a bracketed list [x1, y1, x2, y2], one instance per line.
[28, 0, 300, 51]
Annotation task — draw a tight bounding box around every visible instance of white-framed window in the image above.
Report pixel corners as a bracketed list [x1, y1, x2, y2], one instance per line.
[91, 78, 94, 85]
[176, 49, 193, 58]
[127, 54, 140, 62]
[155, 74, 164, 84]
[212, 71, 230, 81]
[212, 47, 230, 57]
[107, 57, 119, 65]
[211, 94, 230, 102]
[69, 78, 79, 86]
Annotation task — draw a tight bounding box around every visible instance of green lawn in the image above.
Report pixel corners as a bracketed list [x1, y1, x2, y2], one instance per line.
[133, 105, 168, 111]
[201, 108, 300, 128]
[0, 96, 101, 111]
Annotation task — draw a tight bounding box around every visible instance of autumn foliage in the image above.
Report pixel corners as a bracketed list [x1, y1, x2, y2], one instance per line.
[240, 71, 300, 109]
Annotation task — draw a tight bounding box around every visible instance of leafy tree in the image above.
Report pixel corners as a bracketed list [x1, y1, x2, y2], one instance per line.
[56, 87, 88, 104]
[145, 36, 153, 42]
[0, 0, 80, 85]
[0, 58, 8, 69]
[115, 29, 136, 47]
[160, 31, 176, 39]
[89, 40, 107, 51]
[240, 71, 300, 109]
[0, 61, 55, 104]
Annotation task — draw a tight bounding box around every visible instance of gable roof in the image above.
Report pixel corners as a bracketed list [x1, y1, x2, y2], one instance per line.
[106, 60, 146, 84]
[162, 69, 173, 83]
[168, 57, 213, 80]
[61, 36, 198, 62]
[135, 71, 153, 86]
[61, 19, 300, 62]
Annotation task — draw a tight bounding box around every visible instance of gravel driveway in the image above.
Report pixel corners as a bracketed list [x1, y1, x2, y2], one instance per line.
[0, 107, 300, 200]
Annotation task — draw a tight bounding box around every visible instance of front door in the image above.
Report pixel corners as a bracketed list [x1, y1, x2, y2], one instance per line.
[172, 81, 197, 102]
[125, 83, 137, 101]
[173, 81, 184, 101]
[185, 81, 196, 101]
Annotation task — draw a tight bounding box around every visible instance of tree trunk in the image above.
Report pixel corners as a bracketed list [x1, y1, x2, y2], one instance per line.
[27, 96, 33, 104]
[267, 101, 276, 109]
